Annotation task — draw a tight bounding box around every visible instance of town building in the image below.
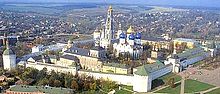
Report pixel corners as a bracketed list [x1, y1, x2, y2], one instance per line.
[164, 47, 211, 73]
[31, 45, 44, 53]
[64, 46, 106, 71]
[101, 63, 131, 74]
[173, 38, 198, 49]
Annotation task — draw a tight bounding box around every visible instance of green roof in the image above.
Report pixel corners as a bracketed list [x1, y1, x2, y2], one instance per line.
[3, 48, 15, 55]
[177, 47, 203, 58]
[134, 61, 165, 76]
[9, 85, 73, 94]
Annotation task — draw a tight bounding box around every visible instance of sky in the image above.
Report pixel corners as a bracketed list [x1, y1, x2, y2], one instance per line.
[1, 0, 220, 8]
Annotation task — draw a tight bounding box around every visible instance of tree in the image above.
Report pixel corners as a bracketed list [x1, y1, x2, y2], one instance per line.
[89, 82, 97, 90]
[0, 68, 5, 76]
[38, 78, 49, 86]
[36, 68, 47, 81]
[53, 80, 62, 87]
[64, 73, 74, 88]
[71, 80, 79, 91]
[20, 67, 39, 81]
[167, 77, 175, 88]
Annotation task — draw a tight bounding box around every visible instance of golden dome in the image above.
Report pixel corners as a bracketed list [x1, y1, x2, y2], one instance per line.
[108, 5, 113, 11]
[127, 26, 134, 34]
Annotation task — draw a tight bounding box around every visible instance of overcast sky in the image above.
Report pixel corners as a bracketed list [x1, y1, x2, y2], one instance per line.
[1, 0, 220, 7]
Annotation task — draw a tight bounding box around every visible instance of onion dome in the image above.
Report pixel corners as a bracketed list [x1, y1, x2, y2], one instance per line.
[109, 5, 113, 10]
[129, 33, 135, 40]
[135, 32, 141, 39]
[127, 26, 134, 34]
[119, 32, 126, 39]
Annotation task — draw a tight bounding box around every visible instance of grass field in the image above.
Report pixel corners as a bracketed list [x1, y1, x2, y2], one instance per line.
[206, 88, 220, 94]
[151, 73, 181, 91]
[115, 85, 133, 94]
[9, 85, 73, 94]
[144, 6, 186, 13]
[156, 79, 215, 94]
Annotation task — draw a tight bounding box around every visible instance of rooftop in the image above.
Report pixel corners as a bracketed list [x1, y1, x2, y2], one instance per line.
[60, 54, 78, 62]
[176, 47, 204, 59]
[8, 85, 73, 94]
[134, 60, 165, 76]
[65, 46, 90, 57]
[90, 46, 105, 51]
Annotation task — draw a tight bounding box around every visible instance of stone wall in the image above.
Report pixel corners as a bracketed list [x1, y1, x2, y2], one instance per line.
[78, 70, 133, 86]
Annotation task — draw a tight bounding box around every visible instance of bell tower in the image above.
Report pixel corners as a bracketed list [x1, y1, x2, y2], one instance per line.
[100, 5, 114, 49]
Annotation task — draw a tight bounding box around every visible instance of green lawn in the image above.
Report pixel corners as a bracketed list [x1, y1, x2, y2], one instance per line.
[9, 85, 73, 94]
[151, 73, 181, 91]
[115, 89, 132, 94]
[158, 73, 182, 82]
[156, 79, 215, 94]
[115, 85, 133, 94]
[206, 88, 220, 94]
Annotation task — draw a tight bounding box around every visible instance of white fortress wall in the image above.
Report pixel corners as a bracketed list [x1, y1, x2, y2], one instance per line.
[78, 71, 134, 86]
[26, 62, 77, 75]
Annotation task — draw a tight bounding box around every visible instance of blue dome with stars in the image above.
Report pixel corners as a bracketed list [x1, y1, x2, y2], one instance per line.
[135, 32, 141, 39]
[119, 32, 126, 39]
[129, 33, 135, 40]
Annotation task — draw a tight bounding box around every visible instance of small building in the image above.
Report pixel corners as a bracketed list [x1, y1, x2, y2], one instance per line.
[142, 37, 172, 50]
[32, 45, 44, 53]
[27, 56, 42, 63]
[64, 47, 104, 71]
[59, 54, 79, 67]
[102, 63, 131, 74]
[165, 47, 210, 73]
[173, 38, 198, 49]
[151, 51, 163, 59]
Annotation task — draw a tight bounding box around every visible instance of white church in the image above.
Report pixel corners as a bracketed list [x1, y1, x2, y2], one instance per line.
[2, 40, 16, 70]
[113, 26, 143, 59]
[93, 6, 143, 59]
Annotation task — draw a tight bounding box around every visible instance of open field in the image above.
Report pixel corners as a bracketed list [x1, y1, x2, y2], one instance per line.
[144, 6, 187, 13]
[151, 73, 181, 91]
[156, 79, 215, 94]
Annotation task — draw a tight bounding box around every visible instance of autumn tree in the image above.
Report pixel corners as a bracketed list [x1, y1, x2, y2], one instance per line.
[71, 80, 79, 91]
[53, 80, 62, 87]
[167, 77, 175, 88]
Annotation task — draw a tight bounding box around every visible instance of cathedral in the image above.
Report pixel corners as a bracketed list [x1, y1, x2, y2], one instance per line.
[93, 6, 143, 59]
[113, 26, 143, 59]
